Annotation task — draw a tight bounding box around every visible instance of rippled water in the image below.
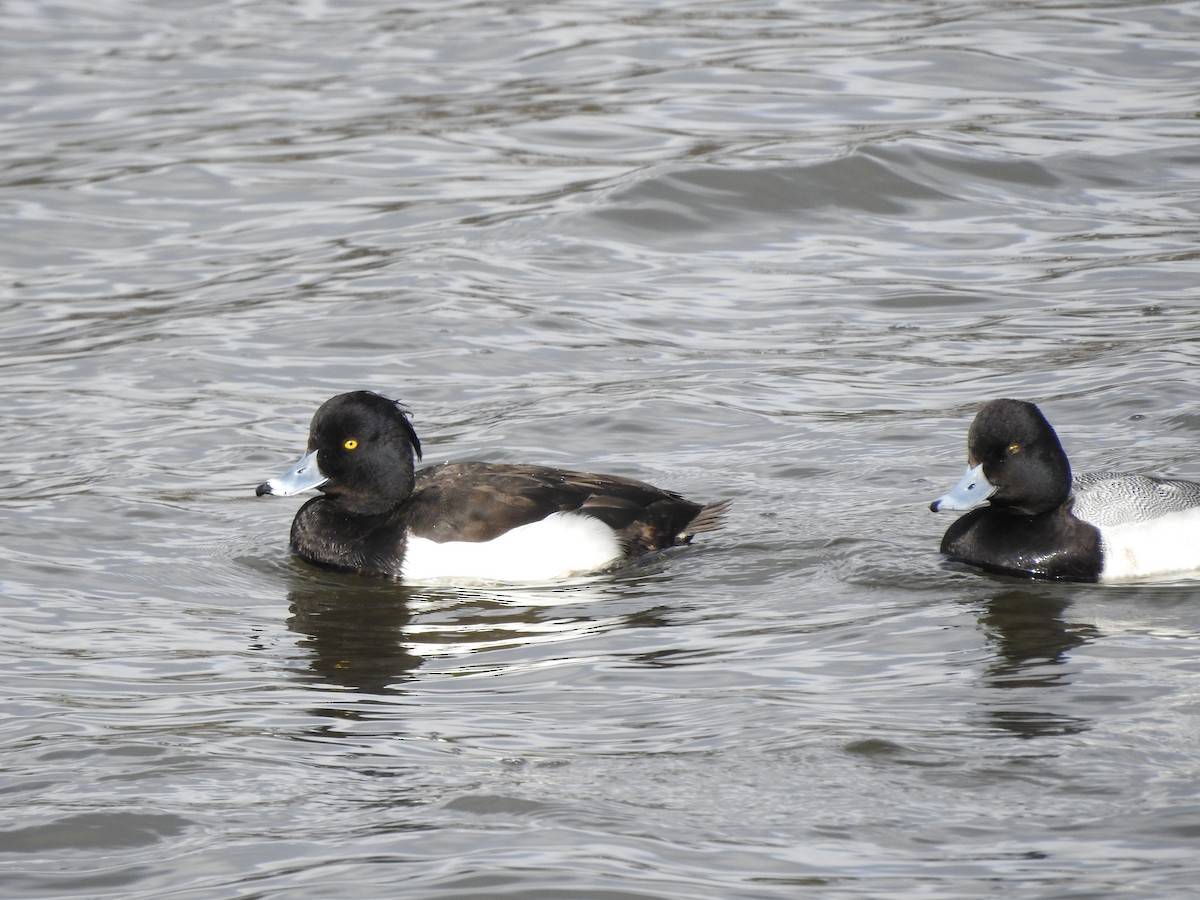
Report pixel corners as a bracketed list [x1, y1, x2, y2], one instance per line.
[4, 0, 1200, 896]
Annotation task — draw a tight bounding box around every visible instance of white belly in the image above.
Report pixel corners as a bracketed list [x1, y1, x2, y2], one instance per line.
[1099, 507, 1200, 583]
[400, 511, 624, 584]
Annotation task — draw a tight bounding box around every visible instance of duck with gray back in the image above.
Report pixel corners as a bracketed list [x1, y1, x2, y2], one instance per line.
[931, 398, 1200, 583]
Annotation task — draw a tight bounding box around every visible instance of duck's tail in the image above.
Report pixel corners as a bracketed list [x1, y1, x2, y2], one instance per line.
[680, 498, 732, 542]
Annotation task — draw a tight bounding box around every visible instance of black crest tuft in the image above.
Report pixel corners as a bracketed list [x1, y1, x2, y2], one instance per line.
[389, 397, 422, 461]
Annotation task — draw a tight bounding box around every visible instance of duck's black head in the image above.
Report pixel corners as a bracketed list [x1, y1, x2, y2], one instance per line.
[306, 391, 423, 515]
[967, 398, 1072, 515]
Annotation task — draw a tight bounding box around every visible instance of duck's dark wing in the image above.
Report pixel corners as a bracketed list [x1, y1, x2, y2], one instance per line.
[407, 462, 728, 552]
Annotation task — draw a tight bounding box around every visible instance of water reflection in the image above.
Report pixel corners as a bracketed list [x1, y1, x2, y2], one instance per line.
[975, 590, 1099, 739]
[979, 590, 1097, 684]
[288, 578, 423, 694]
[285, 568, 630, 694]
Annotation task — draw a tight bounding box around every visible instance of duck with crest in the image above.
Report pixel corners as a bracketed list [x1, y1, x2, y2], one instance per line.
[257, 391, 729, 583]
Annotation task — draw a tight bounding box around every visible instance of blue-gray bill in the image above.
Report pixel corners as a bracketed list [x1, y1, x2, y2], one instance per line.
[256, 449, 326, 497]
[930, 462, 996, 513]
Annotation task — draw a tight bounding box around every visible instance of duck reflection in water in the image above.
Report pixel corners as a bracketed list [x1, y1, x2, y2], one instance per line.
[975, 589, 1099, 739]
[285, 568, 644, 696]
[287, 577, 422, 695]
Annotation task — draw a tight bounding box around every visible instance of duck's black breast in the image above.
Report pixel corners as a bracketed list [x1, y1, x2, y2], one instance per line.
[405, 462, 708, 553]
[289, 496, 409, 577]
[940, 503, 1103, 582]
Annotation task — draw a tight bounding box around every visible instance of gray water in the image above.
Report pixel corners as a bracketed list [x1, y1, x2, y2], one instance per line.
[4, 0, 1200, 896]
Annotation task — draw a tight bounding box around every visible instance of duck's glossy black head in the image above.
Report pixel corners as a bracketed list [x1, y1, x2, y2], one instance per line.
[965, 398, 1072, 515]
[289, 391, 423, 516]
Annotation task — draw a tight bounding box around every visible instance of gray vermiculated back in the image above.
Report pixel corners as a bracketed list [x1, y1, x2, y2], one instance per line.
[1071, 472, 1200, 528]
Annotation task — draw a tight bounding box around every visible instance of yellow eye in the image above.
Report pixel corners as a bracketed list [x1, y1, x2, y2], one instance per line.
[343, 439, 358, 451]
[1008, 442, 1021, 454]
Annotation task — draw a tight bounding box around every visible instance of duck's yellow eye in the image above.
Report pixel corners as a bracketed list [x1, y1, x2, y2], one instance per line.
[1008, 442, 1021, 454]
[343, 439, 358, 451]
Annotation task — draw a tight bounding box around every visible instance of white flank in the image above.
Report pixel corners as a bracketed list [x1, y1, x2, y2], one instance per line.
[400, 511, 624, 584]
[1098, 507, 1200, 583]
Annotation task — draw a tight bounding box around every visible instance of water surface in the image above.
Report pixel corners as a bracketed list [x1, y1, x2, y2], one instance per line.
[3, 0, 1200, 896]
